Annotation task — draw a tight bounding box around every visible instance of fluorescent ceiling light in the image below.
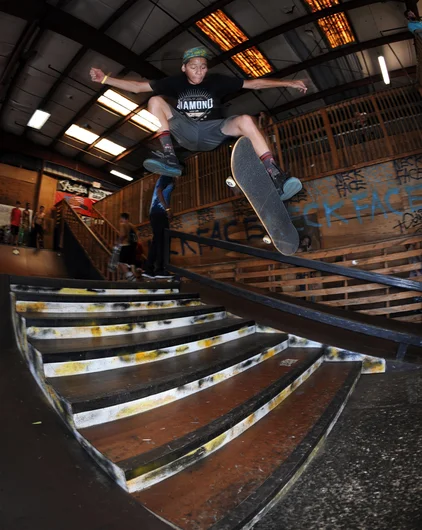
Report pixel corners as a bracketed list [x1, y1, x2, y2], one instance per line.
[110, 169, 133, 181]
[95, 138, 126, 156]
[27, 109, 51, 129]
[65, 124, 99, 144]
[378, 56, 390, 85]
[97, 89, 137, 116]
[131, 109, 161, 132]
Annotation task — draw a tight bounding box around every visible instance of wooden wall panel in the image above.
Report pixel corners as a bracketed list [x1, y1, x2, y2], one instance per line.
[0, 163, 38, 207]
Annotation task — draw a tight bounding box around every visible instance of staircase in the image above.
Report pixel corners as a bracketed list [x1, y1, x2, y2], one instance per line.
[61, 200, 117, 280]
[12, 276, 385, 530]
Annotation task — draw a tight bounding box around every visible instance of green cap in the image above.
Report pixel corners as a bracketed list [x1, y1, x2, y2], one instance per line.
[182, 46, 212, 64]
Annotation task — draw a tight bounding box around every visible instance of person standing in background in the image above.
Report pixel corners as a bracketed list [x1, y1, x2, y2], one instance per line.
[118, 212, 138, 281]
[405, 9, 422, 34]
[10, 201, 22, 250]
[20, 203, 31, 246]
[31, 206, 45, 249]
[143, 175, 175, 279]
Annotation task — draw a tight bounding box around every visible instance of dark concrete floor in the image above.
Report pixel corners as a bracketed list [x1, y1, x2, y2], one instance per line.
[254, 363, 422, 530]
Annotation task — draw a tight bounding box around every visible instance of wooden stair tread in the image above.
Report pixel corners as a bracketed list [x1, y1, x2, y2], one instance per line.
[32, 317, 253, 358]
[134, 363, 359, 530]
[50, 331, 281, 412]
[81, 348, 319, 466]
[10, 275, 180, 290]
[15, 291, 198, 303]
[22, 304, 225, 326]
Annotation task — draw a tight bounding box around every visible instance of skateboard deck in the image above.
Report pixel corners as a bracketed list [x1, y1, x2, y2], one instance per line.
[230, 137, 299, 255]
[108, 244, 121, 272]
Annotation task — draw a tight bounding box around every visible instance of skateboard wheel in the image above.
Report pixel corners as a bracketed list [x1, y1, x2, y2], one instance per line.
[263, 235, 271, 244]
[226, 177, 236, 188]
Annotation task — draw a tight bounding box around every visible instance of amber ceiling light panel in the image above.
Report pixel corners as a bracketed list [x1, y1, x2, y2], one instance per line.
[304, 0, 355, 48]
[196, 9, 273, 77]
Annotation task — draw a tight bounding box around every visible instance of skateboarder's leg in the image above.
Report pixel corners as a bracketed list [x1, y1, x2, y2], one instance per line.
[222, 115, 302, 201]
[144, 98, 207, 177]
[144, 97, 183, 177]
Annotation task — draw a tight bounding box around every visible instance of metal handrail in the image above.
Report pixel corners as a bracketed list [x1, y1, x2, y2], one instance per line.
[165, 230, 422, 293]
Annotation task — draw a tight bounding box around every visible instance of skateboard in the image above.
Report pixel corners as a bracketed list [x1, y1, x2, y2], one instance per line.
[228, 137, 299, 255]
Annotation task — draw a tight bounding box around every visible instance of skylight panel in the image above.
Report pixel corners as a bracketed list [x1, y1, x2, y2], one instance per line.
[65, 124, 99, 144]
[95, 138, 126, 156]
[131, 109, 161, 132]
[304, 0, 355, 48]
[196, 9, 273, 77]
[97, 89, 138, 116]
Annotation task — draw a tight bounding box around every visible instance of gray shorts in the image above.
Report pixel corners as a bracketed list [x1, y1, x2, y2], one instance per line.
[168, 107, 236, 152]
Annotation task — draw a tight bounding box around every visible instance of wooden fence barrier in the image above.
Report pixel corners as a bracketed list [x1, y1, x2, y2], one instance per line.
[188, 234, 422, 323]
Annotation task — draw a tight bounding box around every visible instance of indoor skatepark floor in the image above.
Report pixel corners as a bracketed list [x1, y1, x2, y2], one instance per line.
[0, 244, 68, 278]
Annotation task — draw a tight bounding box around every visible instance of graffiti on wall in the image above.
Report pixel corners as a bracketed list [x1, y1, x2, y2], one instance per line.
[138, 154, 422, 256]
[287, 155, 422, 233]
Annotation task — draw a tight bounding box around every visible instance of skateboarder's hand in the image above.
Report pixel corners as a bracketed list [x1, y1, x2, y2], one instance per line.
[286, 80, 307, 93]
[90, 67, 106, 83]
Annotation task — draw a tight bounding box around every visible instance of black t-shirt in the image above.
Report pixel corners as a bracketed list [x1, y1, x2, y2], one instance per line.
[150, 74, 244, 121]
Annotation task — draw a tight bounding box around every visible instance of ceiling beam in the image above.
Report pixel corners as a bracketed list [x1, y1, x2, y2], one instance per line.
[0, 0, 163, 79]
[209, 0, 387, 68]
[224, 31, 413, 103]
[268, 66, 417, 116]
[35, 0, 140, 116]
[0, 23, 44, 124]
[0, 19, 38, 86]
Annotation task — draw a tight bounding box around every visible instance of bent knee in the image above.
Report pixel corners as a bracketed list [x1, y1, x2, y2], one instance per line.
[237, 114, 257, 130]
[148, 95, 167, 108]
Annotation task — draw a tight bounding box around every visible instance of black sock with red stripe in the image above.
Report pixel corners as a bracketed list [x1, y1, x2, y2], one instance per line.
[260, 151, 277, 176]
[259, 151, 275, 171]
[157, 130, 176, 156]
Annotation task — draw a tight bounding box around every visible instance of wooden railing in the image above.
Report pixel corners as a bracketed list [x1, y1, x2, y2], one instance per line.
[95, 84, 422, 227]
[188, 234, 422, 323]
[89, 207, 119, 251]
[62, 201, 115, 280]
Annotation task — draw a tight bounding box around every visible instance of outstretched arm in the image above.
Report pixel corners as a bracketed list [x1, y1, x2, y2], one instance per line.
[243, 78, 307, 93]
[90, 67, 153, 94]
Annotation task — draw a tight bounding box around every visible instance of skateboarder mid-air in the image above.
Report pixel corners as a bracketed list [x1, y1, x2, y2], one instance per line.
[90, 46, 307, 201]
